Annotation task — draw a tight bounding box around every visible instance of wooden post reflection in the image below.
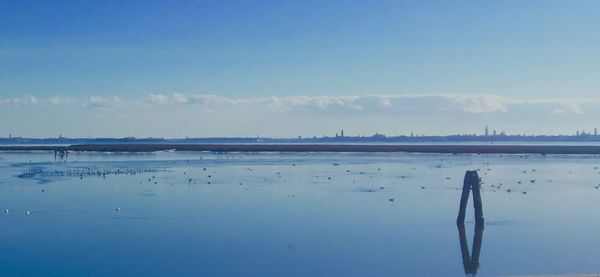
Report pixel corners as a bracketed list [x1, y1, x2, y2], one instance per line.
[458, 222, 484, 275]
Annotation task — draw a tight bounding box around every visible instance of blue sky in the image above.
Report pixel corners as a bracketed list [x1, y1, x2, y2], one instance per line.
[1, 0, 600, 137]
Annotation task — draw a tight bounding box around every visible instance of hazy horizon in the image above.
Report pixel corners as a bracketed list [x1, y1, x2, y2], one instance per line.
[3, 124, 600, 140]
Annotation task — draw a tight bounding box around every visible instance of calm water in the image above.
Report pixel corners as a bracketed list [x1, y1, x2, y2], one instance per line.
[1, 151, 600, 276]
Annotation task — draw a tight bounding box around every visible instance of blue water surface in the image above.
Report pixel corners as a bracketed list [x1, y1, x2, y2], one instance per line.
[1, 151, 599, 276]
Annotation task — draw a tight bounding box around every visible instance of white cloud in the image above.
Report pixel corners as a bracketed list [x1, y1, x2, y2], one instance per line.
[4, 93, 600, 137]
[146, 93, 597, 115]
[141, 93, 597, 115]
[502, 97, 590, 115]
[445, 94, 508, 113]
[84, 96, 122, 107]
[1, 93, 597, 116]
[0, 96, 77, 105]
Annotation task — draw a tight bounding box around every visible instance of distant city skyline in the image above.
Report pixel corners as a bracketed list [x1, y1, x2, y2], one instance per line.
[2, 1, 600, 136]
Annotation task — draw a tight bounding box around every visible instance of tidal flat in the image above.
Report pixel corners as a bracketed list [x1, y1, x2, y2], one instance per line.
[1, 151, 600, 276]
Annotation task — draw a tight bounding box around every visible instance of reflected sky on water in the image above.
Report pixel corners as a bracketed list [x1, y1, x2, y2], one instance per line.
[1, 151, 600, 276]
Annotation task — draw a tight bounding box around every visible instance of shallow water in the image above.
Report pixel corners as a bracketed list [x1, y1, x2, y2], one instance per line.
[1, 151, 600, 276]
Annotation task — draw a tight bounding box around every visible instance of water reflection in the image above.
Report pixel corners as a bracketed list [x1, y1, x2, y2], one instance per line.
[54, 150, 68, 160]
[457, 223, 484, 276]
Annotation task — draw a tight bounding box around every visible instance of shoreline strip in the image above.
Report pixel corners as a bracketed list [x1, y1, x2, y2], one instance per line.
[2, 144, 600, 154]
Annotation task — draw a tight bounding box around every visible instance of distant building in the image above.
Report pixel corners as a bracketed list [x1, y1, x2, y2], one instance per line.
[340, 129, 344, 137]
[484, 125, 489, 137]
[372, 133, 386, 139]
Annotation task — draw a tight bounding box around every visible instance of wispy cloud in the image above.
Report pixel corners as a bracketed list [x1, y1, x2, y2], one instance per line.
[83, 96, 122, 107]
[0, 96, 77, 105]
[141, 93, 597, 115]
[3, 93, 600, 137]
[1, 93, 596, 115]
[444, 94, 508, 113]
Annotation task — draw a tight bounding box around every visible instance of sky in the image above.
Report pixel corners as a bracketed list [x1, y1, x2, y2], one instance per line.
[1, 0, 600, 138]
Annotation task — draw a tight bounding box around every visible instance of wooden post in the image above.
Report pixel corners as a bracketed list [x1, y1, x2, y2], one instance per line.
[457, 170, 484, 225]
[472, 172, 484, 224]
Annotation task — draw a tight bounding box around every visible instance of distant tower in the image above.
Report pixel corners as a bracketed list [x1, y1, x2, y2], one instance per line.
[340, 129, 344, 137]
[484, 125, 489, 137]
[493, 130, 497, 136]
[595, 128, 598, 136]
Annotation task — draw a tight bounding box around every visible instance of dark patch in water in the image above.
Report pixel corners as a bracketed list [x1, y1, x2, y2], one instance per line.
[16, 167, 52, 184]
[356, 187, 379, 193]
